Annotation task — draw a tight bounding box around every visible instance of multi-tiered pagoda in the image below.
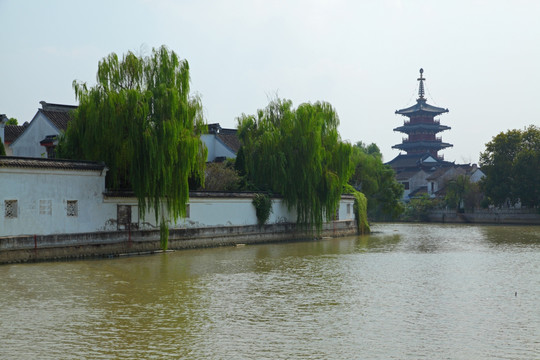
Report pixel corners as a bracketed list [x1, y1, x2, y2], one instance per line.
[392, 69, 452, 159]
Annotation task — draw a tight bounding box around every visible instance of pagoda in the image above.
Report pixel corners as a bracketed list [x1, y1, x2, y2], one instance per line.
[392, 69, 452, 159]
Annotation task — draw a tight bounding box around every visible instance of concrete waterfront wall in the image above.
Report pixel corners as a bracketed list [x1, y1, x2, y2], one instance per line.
[428, 209, 540, 225]
[0, 220, 357, 264]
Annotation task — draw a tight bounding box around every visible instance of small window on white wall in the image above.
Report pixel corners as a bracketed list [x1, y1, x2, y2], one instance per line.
[5, 200, 18, 218]
[67, 200, 78, 217]
[39, 200, 52, 215]
[347, 203, 351, 215]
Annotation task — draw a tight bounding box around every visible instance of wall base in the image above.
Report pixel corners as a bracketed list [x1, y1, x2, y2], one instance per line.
[0, 220, 357, 264]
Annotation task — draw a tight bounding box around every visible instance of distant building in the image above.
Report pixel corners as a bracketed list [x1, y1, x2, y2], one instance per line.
[4, 101, 240, 162]
[9, 101, 76, 158]
[201, 123, 240, 162]
[392, 68, 452, 159]
[387, 69, 484, 201]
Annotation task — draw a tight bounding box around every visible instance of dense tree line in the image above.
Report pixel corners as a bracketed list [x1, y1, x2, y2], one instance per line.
[349, 142, 404, 220]
[480, 125, 540, 208]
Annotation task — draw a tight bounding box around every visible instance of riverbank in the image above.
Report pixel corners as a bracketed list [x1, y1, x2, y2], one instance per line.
[0, 220, 356, 264]
[428, 208, 540, 225]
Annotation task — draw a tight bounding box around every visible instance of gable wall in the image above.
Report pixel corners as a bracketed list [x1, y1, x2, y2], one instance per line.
[201, 134, 236, 162]
[10, 113, 58, 157]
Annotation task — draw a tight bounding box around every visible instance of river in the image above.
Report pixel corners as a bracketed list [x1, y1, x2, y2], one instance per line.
[1, 223, 539, 359]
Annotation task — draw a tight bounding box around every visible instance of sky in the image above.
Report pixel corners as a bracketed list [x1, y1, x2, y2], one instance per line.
[1, 0, 539, 164]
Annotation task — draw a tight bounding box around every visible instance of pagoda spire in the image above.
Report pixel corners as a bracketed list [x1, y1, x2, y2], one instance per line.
[417, 68, 425, 99]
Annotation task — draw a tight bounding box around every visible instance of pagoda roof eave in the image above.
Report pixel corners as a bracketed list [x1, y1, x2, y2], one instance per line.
[395, 99, 449, 116]
[393, 124, 451, 133]
[392, 141, 453, 151]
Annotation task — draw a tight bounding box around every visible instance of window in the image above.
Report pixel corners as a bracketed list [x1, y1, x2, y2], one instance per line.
[5, 200, 17, 218]
[347, 203, 351, 215]
[402, 181, 410, 190]
[185, 204, 190, 218]
[67, 200, 78, 217]
[39, 200, 52, 215]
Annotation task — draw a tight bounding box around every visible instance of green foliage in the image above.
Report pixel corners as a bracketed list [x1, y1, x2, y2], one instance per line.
[445, 175, 470, 210]
[201, 161, 241, 191]
[445, 175, 482, 212]
[252, 193, 273, 226]
[343, 184, 370, 234]
[354, 191, 369, 234]
[237, 98, 353, 231]
[6, 118, 18, 125]
[59, 46, 207, 250]
[402, 195, 438, 222]
[480, 125, 540, 207]
[349, 142, 404, 220]
[0, 140, 6, 156]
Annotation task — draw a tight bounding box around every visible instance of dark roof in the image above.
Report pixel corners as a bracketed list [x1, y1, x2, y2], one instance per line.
[392, 140, 453, 151]
[386, 153, 454, 173]
[38, 101, 77, 131]
[386, 153, 433, 168]
[216, 132, 240, 153]
[0, 156, 106, 171]
[41, 109, 73, 131]
[395, 99, 448, 116]
[395, 170, 423, 181]
[3, 123, 28, 143]
[207, 123, 240, 153]
[393, 123, 451, 134]
[425, 167, 453, 181]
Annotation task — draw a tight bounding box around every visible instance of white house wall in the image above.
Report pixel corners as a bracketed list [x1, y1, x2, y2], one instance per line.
[10, 112, 58, 157]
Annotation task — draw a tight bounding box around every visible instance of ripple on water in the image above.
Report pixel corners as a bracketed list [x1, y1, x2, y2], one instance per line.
[1, 223, 539, 359]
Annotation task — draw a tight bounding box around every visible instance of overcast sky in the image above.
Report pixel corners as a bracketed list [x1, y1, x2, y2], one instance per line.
[1, 0, 539, 163]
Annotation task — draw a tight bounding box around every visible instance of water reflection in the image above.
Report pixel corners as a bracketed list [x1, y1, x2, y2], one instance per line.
[480, 225, 540, 248]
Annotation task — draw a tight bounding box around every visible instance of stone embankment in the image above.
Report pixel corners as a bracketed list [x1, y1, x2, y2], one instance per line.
[0, 220, 357, 264]
[428, 209, 540, 225]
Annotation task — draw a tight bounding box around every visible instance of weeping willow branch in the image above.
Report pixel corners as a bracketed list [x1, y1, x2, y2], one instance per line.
[59, 46, 207, 250]
[238, 98, 353, 231]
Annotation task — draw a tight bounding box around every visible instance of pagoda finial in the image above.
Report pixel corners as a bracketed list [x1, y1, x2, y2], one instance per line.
[417, 68, 425, 99]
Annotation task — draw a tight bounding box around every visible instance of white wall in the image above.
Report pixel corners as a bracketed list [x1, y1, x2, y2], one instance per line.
[10, 112, 58, 157]
[1, 167, 109, 236]
[1, 166, 355, 237]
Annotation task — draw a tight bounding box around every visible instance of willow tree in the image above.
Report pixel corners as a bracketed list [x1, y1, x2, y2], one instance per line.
[237, 98, 353, 230]
[59, 46, 207, 249]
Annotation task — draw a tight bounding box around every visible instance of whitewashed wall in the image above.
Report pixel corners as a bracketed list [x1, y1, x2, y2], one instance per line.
[1, 166, 355, 237]
[201, 134, 236, 162]
[1, 167, 109, 236]
[10, 112, 58, 157]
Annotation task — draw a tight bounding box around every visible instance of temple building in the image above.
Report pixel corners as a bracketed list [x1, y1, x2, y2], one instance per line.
[387, 69, 484, 201]
[392, 68, 452, 159]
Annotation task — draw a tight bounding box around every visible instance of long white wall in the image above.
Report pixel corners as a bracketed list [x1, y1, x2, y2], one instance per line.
[1, 166, 354, 237]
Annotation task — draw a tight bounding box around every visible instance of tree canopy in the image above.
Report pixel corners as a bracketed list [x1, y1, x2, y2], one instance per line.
[349, 141, 404, 220]
[480, 125, 540, 207]
[58, 46, 207, 248]
[237, 98, 353, 230]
